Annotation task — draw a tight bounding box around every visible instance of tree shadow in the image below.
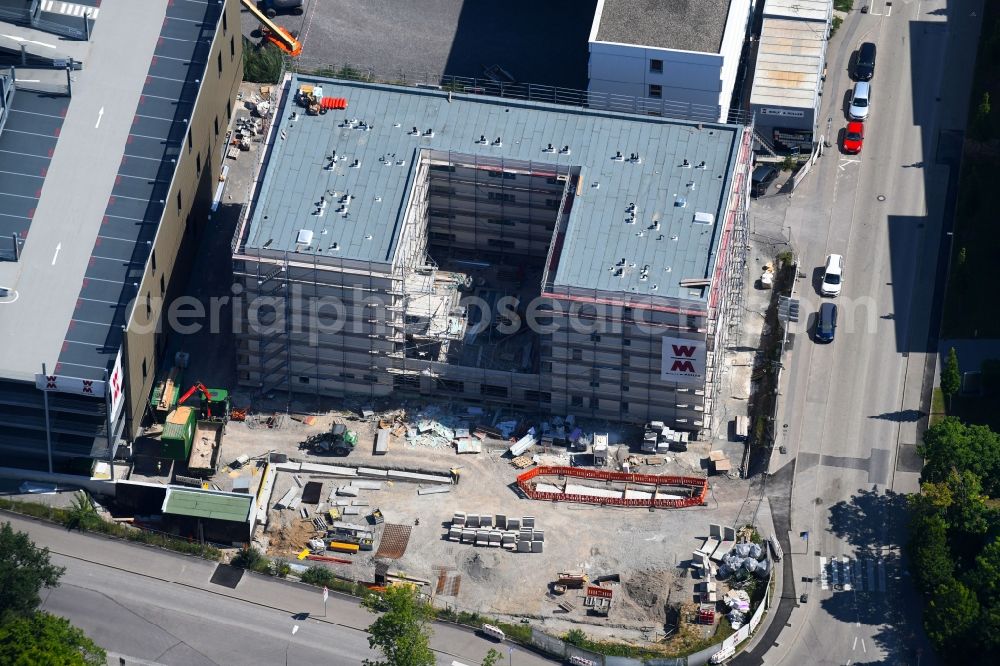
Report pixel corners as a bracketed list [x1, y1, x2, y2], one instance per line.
[821, 488, 939, 664]
[868, 409, 926, 422]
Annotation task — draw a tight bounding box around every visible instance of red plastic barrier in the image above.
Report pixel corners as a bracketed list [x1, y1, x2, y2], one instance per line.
[517, 466, 709, 509]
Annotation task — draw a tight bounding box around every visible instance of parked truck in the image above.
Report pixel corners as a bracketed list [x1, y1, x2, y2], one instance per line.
[187, 420, 224, 476]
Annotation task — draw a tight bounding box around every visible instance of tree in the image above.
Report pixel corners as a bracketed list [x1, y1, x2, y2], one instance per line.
[481, 648, 503, 666]
[924, 578, 979, 652]
[0, 611, 106, 666]
[919, 418, 1000, 496]
[941, 347, 961, 409]
[0, 522, 64, 622]
[908, 512, 954, 598]
[974, 536, 1000, 602]
[362, 584, 435, 666]
[242, 38, 283, 84]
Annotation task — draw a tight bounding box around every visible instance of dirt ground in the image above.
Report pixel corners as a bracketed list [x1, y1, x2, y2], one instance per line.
[204, 402, 773, 641]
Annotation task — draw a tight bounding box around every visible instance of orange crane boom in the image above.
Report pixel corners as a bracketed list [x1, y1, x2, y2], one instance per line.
[177, 382, 214, 418]
[240, 0, 302, 57]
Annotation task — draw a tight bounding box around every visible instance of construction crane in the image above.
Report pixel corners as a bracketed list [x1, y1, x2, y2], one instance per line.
[177, 382, 214, 418]
[240, 0, 302, 57]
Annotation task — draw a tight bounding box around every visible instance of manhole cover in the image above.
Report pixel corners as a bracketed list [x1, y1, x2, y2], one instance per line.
[877, 194, 886, 201]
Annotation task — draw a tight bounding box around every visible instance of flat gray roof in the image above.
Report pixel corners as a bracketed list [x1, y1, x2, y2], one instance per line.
[763, 0, 831, 23]
[749, 18, 826, 110]
[592, 0, 734, 54]
[246, 75, 741, 300]
[0, 0, 221, 383]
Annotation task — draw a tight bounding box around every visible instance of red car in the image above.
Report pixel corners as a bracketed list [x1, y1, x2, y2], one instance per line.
[843, 121, 864, 154]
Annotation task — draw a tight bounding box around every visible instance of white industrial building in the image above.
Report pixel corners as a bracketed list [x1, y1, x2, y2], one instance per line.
[587, 0, 754, 123]
[749, 0, 833, 150]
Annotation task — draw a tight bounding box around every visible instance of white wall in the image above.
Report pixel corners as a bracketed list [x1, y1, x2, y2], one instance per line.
[587, 0, 753, 123]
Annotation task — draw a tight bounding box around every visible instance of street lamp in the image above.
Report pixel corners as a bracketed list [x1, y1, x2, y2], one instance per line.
[284, 624, 299, 666]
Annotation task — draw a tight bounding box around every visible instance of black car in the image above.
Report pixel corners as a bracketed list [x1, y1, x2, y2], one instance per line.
[815, 302, 838, 343]
[751, 165, 778, 197]
[854, 42, 876, 81]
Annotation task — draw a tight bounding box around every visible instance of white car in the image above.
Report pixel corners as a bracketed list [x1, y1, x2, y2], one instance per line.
[849, 81, 871, 121]
[821, 254, 844, 297]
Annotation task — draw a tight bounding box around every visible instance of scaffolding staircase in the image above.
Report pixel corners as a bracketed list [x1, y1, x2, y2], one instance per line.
[255, 254, 292, 401]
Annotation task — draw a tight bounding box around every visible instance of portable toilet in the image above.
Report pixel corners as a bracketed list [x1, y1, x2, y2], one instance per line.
[593, 433, 609, 467]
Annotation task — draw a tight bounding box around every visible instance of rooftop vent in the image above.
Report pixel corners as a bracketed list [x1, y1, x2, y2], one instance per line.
[423, 128, 434, 137]
[674, 197, 687, 208]
[492, 136, 502, 147]
[613, 151, 624, 161]
[559, 145, 571, 155]
[696, 161, 706, 169]
[477, 134, 488, 144]
[544, 143, 555, 153]
[330, 242, 339, 251]
[351, 159, 360, 168]
[409, 126, 420, 136]
[693, 212, 714, 225]
[681, 159, 691, 168]
[296, 229, 314, 245]
[629, 152, 641, 164]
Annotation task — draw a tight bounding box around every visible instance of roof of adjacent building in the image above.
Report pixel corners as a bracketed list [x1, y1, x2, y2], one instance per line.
[0, 0, 221, 383]
[749, 18, 826, 110]
[244, 75, 742, 300]
[591, 0, 735, 54]
[763, 0, 832, 23]
[162, 488, 253, 523]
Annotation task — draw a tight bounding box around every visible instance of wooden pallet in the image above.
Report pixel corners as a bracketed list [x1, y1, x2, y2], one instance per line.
[511, 455, 533, 469]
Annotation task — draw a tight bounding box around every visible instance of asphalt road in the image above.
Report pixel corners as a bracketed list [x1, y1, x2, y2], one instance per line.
[4, 514, 549, 666]
[746, 1, 983, 665]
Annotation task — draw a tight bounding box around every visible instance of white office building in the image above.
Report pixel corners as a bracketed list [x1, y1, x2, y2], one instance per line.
[587, 0, 754, 123]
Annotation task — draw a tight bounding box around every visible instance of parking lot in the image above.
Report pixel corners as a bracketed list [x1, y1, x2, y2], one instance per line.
[241, 0, 596, 89]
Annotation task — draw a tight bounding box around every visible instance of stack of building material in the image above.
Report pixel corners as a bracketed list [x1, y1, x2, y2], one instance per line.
[709, 450, 732, 474]
[445, 512, 543, 552]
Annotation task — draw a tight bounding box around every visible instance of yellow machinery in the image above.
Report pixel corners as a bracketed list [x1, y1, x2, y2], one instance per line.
[240, 0, 302, 57]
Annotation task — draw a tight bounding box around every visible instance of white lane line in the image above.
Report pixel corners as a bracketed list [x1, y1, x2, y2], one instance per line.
[886, 4, 892, 17]
[51, 242, 61, 265]
[853, 636, 858, 651]
[95, 106, 104, 129]
[861, 638, 867, 654]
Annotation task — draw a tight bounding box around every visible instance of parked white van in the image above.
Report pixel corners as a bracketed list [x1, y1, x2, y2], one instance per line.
[481, 623, 506, 641]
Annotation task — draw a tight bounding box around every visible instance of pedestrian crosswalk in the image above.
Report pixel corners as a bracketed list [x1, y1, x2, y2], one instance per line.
[818, 555, 887, 593]
[40, 1, 99, 19]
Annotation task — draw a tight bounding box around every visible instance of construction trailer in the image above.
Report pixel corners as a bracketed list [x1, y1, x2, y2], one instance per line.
[232, 75, 753, 435]
[161, 407, 197, 461]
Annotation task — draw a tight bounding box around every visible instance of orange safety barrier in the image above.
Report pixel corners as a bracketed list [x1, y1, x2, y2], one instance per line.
[516, 465, 708, 509]
[319, 97, 349, 110]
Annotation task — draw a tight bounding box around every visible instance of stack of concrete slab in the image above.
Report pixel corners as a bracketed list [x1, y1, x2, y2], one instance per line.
[446, 512, 543, 553]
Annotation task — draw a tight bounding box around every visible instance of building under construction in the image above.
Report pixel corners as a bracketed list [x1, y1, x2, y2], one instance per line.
[233, 75, 752, 432]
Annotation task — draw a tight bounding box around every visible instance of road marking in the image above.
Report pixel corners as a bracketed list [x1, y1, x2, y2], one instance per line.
[878, 558, 886, 592]
[95, 106, 104, 129]
[51, 242, 61, 265]
[819, 556, 829, 590]
[886, 4, 892, 17]
[0, 34, 56, 49]
[838, 158, 861, 171]
[861, 638, 867, 654]
[853, 636, 858, 651]
[41, 1, 99, 19]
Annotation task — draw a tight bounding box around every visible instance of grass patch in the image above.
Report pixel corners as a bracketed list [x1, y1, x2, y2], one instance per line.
[930, 387, 947, 426]
[834, 0, 854, 11]
[0, 495, 221, 560]
[941, 0, 1000, 338]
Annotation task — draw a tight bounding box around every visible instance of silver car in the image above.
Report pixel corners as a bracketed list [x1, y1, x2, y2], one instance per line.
[849, 81, 871, 121]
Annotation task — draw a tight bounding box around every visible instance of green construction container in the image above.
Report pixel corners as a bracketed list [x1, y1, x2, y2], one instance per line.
[201, 388, 231, 421]
[162, 406, 197, 461]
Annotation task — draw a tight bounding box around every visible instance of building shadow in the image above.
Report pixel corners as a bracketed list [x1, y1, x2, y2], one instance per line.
[443, 0, 596, 89]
